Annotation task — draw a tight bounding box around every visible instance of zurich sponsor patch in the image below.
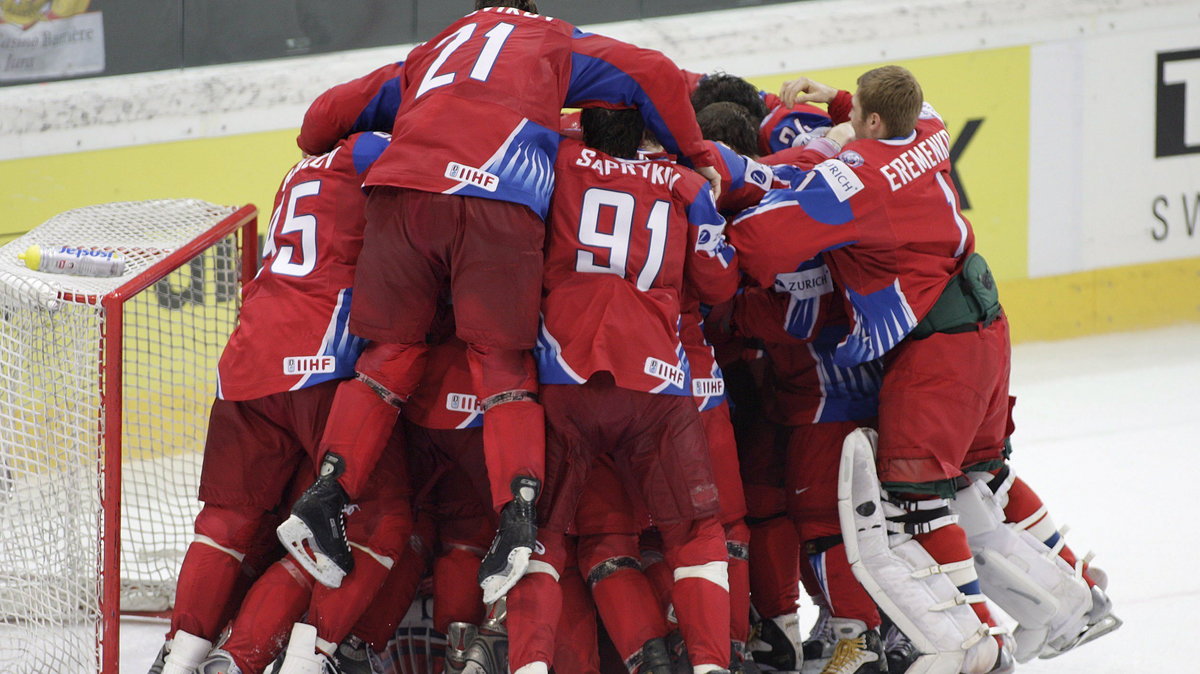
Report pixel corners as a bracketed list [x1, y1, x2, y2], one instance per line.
[744, 158, 774, 190]
[838, 150, 865, 167]
[694, 223, 725, 253]
[815, 159, 865, 202]
[773, 266, 833, 300]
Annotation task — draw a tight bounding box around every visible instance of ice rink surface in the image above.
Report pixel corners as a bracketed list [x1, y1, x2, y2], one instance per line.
[121, 322, 1198, 672]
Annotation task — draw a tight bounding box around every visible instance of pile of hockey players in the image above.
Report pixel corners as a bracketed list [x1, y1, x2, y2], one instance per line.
[148, 2, 1120, 674]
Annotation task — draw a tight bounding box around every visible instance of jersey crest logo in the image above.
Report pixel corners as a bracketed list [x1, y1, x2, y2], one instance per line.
[838, 150, 865, 167]
[445, 162, 499, 192]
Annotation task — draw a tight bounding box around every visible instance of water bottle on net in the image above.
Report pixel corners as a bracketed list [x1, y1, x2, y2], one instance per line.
[18, 244, 127, 277]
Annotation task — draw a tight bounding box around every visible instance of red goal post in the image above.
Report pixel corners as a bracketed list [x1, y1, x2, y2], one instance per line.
[0, 200, 257, 674]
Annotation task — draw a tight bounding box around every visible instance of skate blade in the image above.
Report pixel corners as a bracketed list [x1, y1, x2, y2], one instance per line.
[479, 545, 531, 604]
[276, 514, 347, 589]
[1039, 613, 1123, 660]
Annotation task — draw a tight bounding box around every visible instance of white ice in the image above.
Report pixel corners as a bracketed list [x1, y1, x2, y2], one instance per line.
[120, 323, 1198, 673]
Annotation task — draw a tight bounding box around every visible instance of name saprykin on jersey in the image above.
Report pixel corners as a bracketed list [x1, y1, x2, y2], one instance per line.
[774, 265, 833, 300]
[644, 357, 686, 388]
[576, 149, 682, 190]
[878, 129, 951, 191]
[445, 392, 484, 413]
[446, 162, 499, 192]
[283, 356, 337, 375]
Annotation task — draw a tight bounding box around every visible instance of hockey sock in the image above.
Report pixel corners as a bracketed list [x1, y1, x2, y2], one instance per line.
[310, 545, 394, 646]
[661, 516, 730, 670]
[747, 516, 800, 620]
[1000, 474, 1096, 587]
[556, 557, 601, 674]
[353, 538, 429, 651]
[912, 522, 1000, 645]
[638, 531, 674, 616]
[467, 345, 543, 510]
[591, 567, 670, 662]
[725, 520, 752, 645]
[507, 562, 563, 672]
[806, 542, 881, 629]
[222, 557, 314, 674]
[480, 399, 544, 511]
[171, 537, 247, 641]
[434, 546, 486, 632]
[321, 377, 402, 499]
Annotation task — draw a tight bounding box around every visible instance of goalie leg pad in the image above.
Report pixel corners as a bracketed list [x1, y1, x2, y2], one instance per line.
[838, 428, 999, 674]
[954, 476, 1092, 663]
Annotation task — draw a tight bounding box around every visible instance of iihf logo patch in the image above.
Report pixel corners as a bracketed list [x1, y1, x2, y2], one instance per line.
[838, 150, 865, 167]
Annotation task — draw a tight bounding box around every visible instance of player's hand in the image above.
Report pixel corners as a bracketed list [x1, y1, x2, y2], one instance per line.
[696, 165, 722, 203]
[826, 122, 855, 148]
[779, 77, 838, 108]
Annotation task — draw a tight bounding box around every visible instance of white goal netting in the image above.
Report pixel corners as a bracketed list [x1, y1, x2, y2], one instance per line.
[0, 200, 256, 674]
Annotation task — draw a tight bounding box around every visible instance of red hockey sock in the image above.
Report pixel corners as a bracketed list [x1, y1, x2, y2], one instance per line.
[748, 517, 800, 619]
[434, 546, 486, 633]
[170, 540, 246, 642]
[323, 377, 402, 499]
[507, 570, 562, 671]
[481, 399, 545, 511]
[353, 540, 429, 651]
[1001, 475, 1096, 587]
[913, 523, 998, 639]
[592, 567, 670, 662]
[310, 546, 394, 646]
[556, 561, 601, 674]
[725, 520, 752, 645]
[807, 543, 880, 628]
[222, 558, 314, 673]
[638, 531, 674, 616]
[662, 517, 730, 669]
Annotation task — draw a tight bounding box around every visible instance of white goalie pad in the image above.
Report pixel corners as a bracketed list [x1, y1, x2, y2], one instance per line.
[277, 514, 348, 589]
[837, 428, 999, 674]
[953, 476, 1092, 663]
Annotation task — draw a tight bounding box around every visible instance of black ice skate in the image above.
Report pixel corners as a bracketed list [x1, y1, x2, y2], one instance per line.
[277, 454, 355, 588]
[477, 476, 540, 603]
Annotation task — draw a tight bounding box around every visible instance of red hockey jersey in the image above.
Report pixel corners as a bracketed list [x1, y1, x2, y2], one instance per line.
[730, 104, 971, 367]
[356, 7, 715, 219]
[535, 139, 736, 396]
[217, 132, 390, 401]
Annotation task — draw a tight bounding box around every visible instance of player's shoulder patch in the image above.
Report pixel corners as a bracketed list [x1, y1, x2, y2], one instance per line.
[837, 150, 865, 168]
[813, 159, 865, 203]
[919, 101, 942, 122]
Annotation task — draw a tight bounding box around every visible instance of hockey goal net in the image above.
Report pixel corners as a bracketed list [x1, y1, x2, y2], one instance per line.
[0, 200, 258, 674]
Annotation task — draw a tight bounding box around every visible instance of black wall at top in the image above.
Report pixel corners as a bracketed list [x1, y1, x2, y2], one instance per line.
[3, 0, 799, 86]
